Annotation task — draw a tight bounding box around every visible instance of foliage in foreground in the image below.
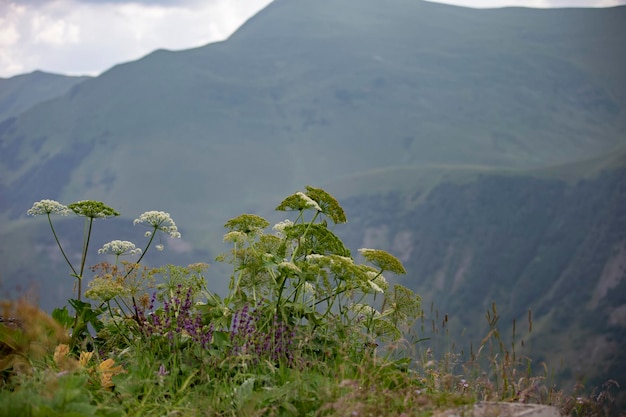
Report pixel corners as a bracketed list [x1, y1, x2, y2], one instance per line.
[1, 187, 622, 416]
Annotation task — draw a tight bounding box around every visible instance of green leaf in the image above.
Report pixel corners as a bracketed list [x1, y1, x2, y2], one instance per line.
[52, 306, 73, 328]
[69, 299, 104, 333]
[234, 377, 256, 410]
[212, 331, 231, 349]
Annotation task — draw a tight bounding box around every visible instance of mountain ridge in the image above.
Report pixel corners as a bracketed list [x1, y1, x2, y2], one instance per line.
[0, 70, 91, 123]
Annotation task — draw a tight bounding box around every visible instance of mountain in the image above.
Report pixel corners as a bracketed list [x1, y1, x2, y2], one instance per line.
[336, 149, 626, 403]
[0, 71, 91, 122]
[1, 1, 625, 223]
[1, 0, 625, 405]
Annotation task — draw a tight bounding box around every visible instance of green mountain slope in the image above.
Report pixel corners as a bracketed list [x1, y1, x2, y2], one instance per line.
[0, 0, 625, 405]
[1, 1, 625, 226]
[0, 70, 91, 122]
[336, 151, 626, 407]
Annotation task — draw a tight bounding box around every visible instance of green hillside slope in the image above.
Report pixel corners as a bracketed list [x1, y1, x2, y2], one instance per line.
[0, 70, 91, 122]
[336, 155, 626, 407]
[1, 1, 625, 227]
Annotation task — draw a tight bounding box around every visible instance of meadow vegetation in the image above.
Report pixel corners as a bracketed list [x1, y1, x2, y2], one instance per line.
[0, 187, 620, 416]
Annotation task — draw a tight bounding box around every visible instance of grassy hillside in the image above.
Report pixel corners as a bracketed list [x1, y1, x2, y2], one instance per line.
[1, 2, 625, 224]
[0, 71, 91, 122]
[336, 155, 626, 407]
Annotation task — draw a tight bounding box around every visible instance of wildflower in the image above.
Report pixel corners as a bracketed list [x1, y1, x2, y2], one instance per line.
[85, 277, 129, 302]
[145, 231, 152, 237]
[295, 191, 322, 211]
[156, 364, 169, 377]
[349, 303, 380, 317]
[368, 279, 384, 293]
[54, 344, 79, 371]
[27, 200, 70, 216]
[134, 211, 181, 238]
[53, 344, 70, 366]
[278, 261, 301, 274]
[97, 358, 125, 389]
[156, 244, 164, 251]
[366, 270, 389, 292]
[303, 281, 316, 295]
[79, 351, 94, 367]
[272, 219, 293, 236]
[98, 240, 142, 256]
[223, 231, 247, 244]
[304, 186, 347, 223]
[331, 255, 353, 264]
[223, 213, 269, 235]
[358, 248, 406, 275]
[68, 200, 119, 219]
[276, 191, 322, 212]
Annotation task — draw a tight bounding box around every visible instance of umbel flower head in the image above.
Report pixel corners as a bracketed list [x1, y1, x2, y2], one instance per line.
[276, 192, 322, 212]
[304, 186, 347, 224]
[134, 211, 181, 238]
[27, 200, 71, 216]
[68, 200, 120, 219]
[85, 277, 129, 302]
[276, 187, 347, 224]
[224, 213, 269, 235]
[358, 248, 406, 275]
[98, 240, 142, 256]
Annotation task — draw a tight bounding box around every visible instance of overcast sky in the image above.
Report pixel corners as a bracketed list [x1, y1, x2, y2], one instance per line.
[1, 0, 624, 79]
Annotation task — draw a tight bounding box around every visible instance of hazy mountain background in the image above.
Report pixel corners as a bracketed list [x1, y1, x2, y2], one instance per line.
[1, 0, 625, 407]
[0, 71, 91, 123]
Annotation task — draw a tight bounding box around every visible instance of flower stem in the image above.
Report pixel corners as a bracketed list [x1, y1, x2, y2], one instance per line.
[47, 213, 78, 277]
[76, 218, 95, 301]
[122, 226, 156, 280]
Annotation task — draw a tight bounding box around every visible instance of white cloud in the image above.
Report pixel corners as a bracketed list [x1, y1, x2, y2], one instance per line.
[0, 0, 272, 78]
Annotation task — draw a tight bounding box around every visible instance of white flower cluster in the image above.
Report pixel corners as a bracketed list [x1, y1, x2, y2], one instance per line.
[366, 270, 389, 292]
[296, 192, 322, 212]
[278, 261, 301, 274]
[306, 254, 327, 261]
[272, 219, 293, 236]
[303, 281, 316, 295]
[134, 211, 181, 238]
[223, 231, 246, 244]
[27, 200, 70, 216]
[349, 303, 381, 317]
[98, 240, 142, 256]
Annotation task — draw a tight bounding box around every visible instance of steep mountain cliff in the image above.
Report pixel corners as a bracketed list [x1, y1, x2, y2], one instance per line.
[338, 154, 626, 402]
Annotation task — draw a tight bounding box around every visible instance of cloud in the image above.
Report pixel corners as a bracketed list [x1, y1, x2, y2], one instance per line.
[0, 0, 272, 78]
